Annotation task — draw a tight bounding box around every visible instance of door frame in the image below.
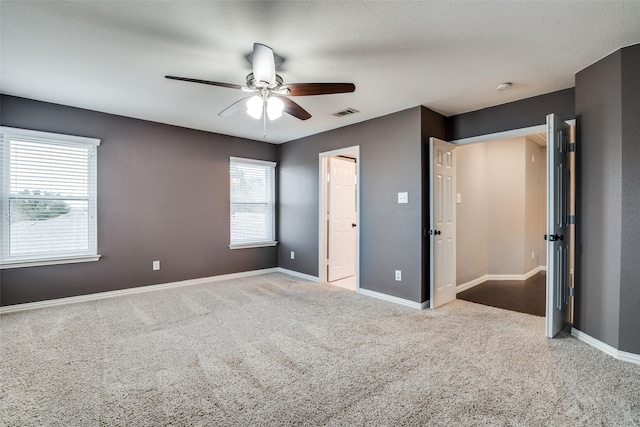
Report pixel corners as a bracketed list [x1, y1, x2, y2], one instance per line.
[450, 121, 574, 146]
[448, 120, 575, 325]
[318, 146, 360, 289]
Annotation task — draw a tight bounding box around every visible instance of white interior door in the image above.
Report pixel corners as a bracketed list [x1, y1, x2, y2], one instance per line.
[546, 113, 571, 338]
[430, 137, 457, 309]
[328, 157, 357, 282]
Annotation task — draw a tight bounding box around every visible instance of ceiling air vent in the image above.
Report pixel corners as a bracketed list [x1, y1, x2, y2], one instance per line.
[333, 108, 359, 117]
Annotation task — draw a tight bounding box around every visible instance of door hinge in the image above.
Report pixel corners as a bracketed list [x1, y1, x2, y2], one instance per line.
[569, 215, 575, 225]
[569, 287, 575, 297]
[326, 259, 330, 266]
[568, 142, 576, 152]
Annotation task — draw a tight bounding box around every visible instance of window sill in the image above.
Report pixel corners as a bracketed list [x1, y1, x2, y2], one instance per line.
[229, 241, 278, 250]
[1, 255, 101, 269]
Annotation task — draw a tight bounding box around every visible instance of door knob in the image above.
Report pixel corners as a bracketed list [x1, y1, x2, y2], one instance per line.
[352, 223, 357, 227]
[545, 234, 564, 241]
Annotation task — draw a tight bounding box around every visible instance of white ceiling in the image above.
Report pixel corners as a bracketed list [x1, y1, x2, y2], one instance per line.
[2, 1, 640, 144]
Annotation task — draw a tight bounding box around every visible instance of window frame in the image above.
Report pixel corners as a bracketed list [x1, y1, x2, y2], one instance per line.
[0, 126, 101, 269]
[229, 156, 277, 249]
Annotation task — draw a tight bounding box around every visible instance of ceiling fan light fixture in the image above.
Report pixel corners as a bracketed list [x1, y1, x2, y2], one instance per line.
[166, 42, 355, 131]
[267, 96, 284, 121]
[246, 96, 263, 119]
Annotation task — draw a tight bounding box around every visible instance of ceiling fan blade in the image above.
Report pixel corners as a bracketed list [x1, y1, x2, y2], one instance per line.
[252, 43, 276, 85]
[286, 83, 356, 96]
[281, 97, 312, 121]
[219, 97, 252, 117]
[165, 75, 242, 90]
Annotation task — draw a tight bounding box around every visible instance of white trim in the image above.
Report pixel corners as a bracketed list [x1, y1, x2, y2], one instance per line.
[277, 267, 320, 282]
[487, 265, 547, 281]
[452, 124, 547, 145]
[0, 126, 101, 146]
[571, 328, 640, 366]
[456, 266, 547, 293]
[1, 255, 101, 269]
[357, 288, 428, 310]
[229, 156, 276, 167]
[0, 268, 279, 314]
[456, 275, 489, 293]
[229, 241, 278, 249]
[451, 119, 575, 146]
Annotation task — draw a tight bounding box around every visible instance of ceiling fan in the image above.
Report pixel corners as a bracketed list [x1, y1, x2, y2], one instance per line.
[166, 43, 355, 136]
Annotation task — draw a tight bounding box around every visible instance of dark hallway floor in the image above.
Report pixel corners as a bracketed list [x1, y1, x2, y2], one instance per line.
[457, 271, 546, 317]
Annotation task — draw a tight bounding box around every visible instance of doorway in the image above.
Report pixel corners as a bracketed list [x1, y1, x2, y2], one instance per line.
[455, 133, 548, 316]
[319, 146, 360, 291]
[430, 120, 576, 329]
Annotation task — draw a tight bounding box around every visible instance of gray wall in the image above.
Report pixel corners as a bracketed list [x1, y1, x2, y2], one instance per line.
[574, 50, 622, 349]
[0, 95, 278, 306]
[619, 44, 640, 354]
[421, 108, 449, 300]
[278, 106, 446, 303]
[447, 88, 575, 141]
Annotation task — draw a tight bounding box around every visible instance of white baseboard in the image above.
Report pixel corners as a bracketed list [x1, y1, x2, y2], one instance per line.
[456, 275, 489, 293]
[456, 265, 547, 293]
[357, 288, 428, 310]
[277, 268, 320, 282]
[571, 328, 640, 366]
[488, 265, 547, 281]
[0, 268, 280, 314]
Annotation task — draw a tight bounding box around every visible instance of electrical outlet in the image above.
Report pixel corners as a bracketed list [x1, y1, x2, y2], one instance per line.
[395, 270, 402, 281]
[290, 251, 295, 260]
[531, 251, 535, 260]
[153, 260, 160, 271]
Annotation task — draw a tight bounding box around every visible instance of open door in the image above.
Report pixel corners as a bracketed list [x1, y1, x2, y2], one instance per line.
[546, 113, 571, 338]
[327, 156, 357, 282]
[430, 137, 457, 309]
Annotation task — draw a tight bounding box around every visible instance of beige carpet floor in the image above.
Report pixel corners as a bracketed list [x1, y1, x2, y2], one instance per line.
[1, 273, 639, 426]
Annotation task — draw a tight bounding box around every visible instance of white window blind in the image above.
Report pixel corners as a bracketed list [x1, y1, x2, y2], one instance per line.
[1, 127, 100, 268]
[229, 157, 276, 248]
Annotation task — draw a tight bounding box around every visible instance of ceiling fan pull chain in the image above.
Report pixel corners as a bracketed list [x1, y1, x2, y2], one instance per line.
[263, 97, 267, 138]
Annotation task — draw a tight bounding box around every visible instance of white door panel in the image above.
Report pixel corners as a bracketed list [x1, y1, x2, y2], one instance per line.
[328, 157, 357, 282]
[546, 113, 571, 338]
[430, 137, 457, 309]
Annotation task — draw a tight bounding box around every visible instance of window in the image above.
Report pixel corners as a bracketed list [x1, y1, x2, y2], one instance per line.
[229, 157, 276, 248]
[1, 127, 100, 268]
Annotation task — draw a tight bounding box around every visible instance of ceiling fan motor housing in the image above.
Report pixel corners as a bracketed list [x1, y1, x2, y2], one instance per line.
[246, 73, 285, 91]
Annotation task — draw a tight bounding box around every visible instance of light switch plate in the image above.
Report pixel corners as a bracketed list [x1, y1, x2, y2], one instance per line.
[398, 192, 408, 204]
[456, 193, 462, 204]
